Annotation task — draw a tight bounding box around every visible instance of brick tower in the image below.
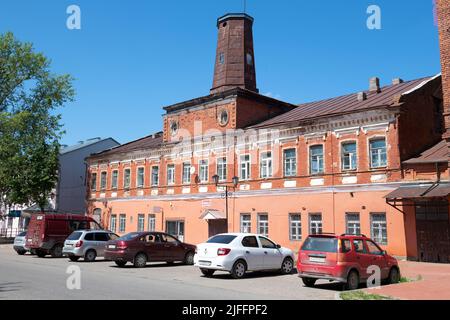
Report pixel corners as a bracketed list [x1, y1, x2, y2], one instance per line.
[210, 13, 259, 94]
[437, 0, 450, 166]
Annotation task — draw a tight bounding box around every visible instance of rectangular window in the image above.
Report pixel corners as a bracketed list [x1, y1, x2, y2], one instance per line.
[151, 166, 159, 186]
[310, 145, 324, 175]
[167, 164, 175, 185]
[199, 160, 209, 183]
[370, 138, 387, 168]
[240, 214, 251, 233]
[283, 149, 297, 177]
[110, 215, 117, 233]
[257, 214, 269, 237]
[148, 214, 156, 231]
[91, 173, 97, 191]
[240, 155, 251, 180]
[124, 169, 131, 189]
[342, 142, 357, 171]
[111, 170, 118, 190]
[371, 213, 387, 245]
[182, 163, 191, 184]
[137, 214, 145, 232]
[260, 152, 273, 178]
[119, 214, 126, 233]
[217, 157, 227, 181]
[346, 213, 361, 235]
[289, 214, 302, 241]
[137, 167, 145, 188]
[309, 213, 323, 235]
[100, 172, 107, 190]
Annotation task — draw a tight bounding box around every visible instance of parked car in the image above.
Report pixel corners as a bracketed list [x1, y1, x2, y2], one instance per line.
[104, 232, 197, 268]
[63, 230, 119, 262]
[194, 233, 295, 279]
[297, 233, 400, 290]
[26, 214, 102, 258]
[13, 231, 28, 255]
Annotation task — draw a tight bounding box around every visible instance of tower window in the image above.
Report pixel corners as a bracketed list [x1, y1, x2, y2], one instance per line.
[218, 109, 229, 126]
[170, 120, 179, 136]
[219, 52, 225, 65]
[246, 53, 253, 66]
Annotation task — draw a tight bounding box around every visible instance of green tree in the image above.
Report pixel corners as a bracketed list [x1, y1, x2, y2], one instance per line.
[0, 32, 74, 212]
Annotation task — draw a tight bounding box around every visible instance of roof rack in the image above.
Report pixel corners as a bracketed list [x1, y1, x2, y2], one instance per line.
[340, 233, 367, 237]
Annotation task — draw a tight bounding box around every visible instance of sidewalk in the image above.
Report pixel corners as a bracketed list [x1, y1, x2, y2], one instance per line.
[364, 260, 450, 300]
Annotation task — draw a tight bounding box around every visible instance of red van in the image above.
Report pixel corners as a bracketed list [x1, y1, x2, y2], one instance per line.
[26, 214, 101, 258]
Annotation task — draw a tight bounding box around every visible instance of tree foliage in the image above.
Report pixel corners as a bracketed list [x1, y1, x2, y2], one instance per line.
[0, 32, 74, 212]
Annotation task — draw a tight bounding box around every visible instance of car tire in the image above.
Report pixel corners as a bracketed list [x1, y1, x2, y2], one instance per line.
[17, 249, 26, 256]
[302, 277, 317, 287]
[115, 261, 127, 268]
[345, 270, 360, 291]
[201, 268, 215, 277]
[133, 253, 147, 268]
[84, 250, 97, 262]
[69, 256, 80, 262]
[184, 251, 195, 265]
[36, 250, 46, 258]
[388, 267, 400, 284]
[231, 260, 247, 279]
[50, 244, 63, 258]
[280, 257, 294, 275]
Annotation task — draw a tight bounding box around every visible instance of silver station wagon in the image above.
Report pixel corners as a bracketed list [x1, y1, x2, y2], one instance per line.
[63, 230, 119, 262]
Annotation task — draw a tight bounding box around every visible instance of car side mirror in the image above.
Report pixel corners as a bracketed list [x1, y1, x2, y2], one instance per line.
[276, 244, 281, 249]
[382, 250, 387, 256]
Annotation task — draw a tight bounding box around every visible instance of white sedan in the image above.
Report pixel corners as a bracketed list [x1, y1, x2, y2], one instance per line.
[194, 233, 295, 279]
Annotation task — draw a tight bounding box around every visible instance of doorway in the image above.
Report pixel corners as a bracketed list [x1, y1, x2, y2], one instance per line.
[415, 201, 450, 263]
[208, 219, 228, 238]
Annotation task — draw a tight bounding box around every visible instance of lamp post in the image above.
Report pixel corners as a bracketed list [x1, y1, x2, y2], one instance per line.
[212, 175, 239, 230]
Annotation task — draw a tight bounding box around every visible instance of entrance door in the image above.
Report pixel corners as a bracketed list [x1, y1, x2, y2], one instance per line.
[208, 219, 228, 238]
[415, 201, 450, 263]
[166, 220, 185, 242]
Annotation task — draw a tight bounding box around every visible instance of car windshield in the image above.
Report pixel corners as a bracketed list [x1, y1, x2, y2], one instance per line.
[18, 231, 27, 237]
[302, 237, 338, 253]
[67, 232, 83, 240]
[117, 232, 141, 241]
[206, 235, 237, 244]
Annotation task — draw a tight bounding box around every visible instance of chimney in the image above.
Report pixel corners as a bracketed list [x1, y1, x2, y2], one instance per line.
[369, 77, 381, 93]
[210, 13, 258, 94]
[437, 0, 450, 166]
[357, 92, 367, 102]
[392, 78, 404, 85]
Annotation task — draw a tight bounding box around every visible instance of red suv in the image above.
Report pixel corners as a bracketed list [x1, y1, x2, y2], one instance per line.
[297, 234, 400, 290]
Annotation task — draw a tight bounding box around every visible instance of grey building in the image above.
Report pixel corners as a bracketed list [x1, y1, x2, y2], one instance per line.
[56, 138, 120, 214]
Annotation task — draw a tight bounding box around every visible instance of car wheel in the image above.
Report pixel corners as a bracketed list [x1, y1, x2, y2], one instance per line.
[231, 260, 247, 279]
[50, 244, 63, 258]
[36, 250, 46, 258]
[201, 268, 215, 277]
[69, 256, 80, 262]
[134, 253, 147, 268]
[280, 257, 294, 274]
[302, 277, 317, 287]
[84, 250, 97, 262]
[388, 267, 400, 284]
[115, 261, 127, 268]
[17, 249, 26, 256]
[345, 270, 360, 291]
[184, 251, 195, 265]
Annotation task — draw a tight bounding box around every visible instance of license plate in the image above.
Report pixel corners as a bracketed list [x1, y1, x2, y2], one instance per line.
[27, 239, 32, 242]
[108, 245, 116, 249]
[199, 261, 211, 266]
[309, 257, 326, 263]
[66, 244, 73, 247]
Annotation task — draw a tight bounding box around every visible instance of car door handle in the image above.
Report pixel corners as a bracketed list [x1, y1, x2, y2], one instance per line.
[246, 251, 250, 254]
[264, 251, 268, 254]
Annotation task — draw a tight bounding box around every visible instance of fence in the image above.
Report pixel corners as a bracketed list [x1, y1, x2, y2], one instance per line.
[0, 228, 26, 239]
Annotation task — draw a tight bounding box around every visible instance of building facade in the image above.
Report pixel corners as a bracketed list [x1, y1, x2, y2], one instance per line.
[86, 10, 450, 263]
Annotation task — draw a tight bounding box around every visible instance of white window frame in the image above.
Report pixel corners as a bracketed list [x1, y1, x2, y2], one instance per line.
[148, 214, 156, 232]
[239, 154, 251, 181]
[309, 213, 323, 235]
[370, 213, 388, 245]
[341, 141, 358, 171]
[111, 170, 118, 190]
[289, 214, 302, 241]
[123, 168, 131, 189]
[240, 214, 251, 233]
[119, 214, 126, 233]
[151, 166, 159, 187]
[136, 167, 145, 188]
[100, 171, 107, 191]
[167, 164, 175, 185]
[309, 145, 324, 175]
[283, 148, 297, 177]
[91, 172, 98, 191]
[369, 137, 387, 169]
[345, 213, 361, 235]
[257, 213, 269, 237]
[137, 214, 145, 232]
[217, 157, 227, 182]
[199, 160, 209, 183]
[182, 162, 191, 184]
[260, 151, 273, 179]
[110, 214, 117, 233]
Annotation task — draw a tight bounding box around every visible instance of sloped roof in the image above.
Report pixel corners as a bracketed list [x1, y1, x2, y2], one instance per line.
[90, 133, 164, 158]
[404, 140, 448, 164]
[252, 76, 437, 128]
[60, 138, 119, 155]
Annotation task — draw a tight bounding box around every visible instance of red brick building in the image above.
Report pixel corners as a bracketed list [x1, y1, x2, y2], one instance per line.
[86, 9, 450, 263]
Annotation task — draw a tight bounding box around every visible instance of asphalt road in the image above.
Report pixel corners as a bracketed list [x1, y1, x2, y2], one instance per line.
[0, 245, 340, 300]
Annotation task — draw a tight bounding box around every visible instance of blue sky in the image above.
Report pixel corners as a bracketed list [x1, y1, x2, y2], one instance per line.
[0, 0, 441, 146]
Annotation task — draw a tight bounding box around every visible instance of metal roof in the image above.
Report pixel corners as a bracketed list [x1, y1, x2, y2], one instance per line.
[404, 140, 448, 164]
[90, 133, 164, 158]
[60, 138, 119, 155]
[252, 76, 437, 128]
[384, 183, 450, 200]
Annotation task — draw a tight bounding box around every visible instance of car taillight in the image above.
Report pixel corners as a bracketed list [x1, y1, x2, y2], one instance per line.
[41, 234, 45, 240]
[117, 241, 127, 250]
[195, 246, 198, 254]
[217, 248, 231, 256]
[75, 240, 83, 248]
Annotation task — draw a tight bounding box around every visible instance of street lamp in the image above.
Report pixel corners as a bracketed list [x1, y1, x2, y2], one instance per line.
[212, 175, 239, 231]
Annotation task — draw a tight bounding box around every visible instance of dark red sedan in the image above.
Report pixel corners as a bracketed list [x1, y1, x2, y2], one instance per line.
[104, 232, 196, 268]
